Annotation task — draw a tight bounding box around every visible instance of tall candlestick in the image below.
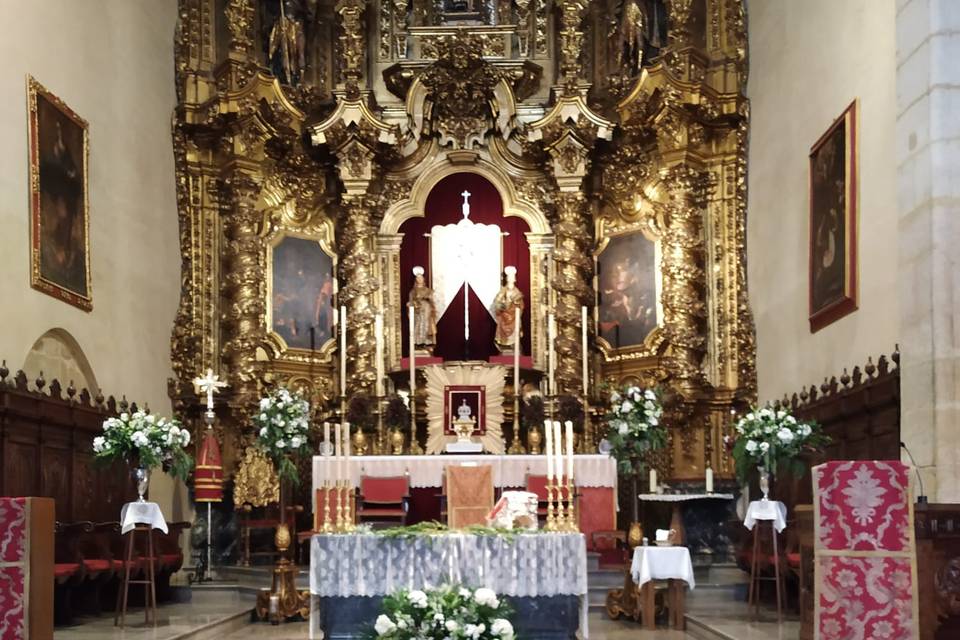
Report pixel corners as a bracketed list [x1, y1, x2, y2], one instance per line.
[553, 421, 562, 482]
[649, 468, 657, 493]
[513, 306, 521, 392]
[323, 421, 330, 456]
[565, 420, 574, 481]
[581, 306, 588, 397]
[334, 423, 342, 483]
[408, 305, 416, 453]
[344, 421, 351, 480]
[339, 306, 347, 398]
[375, 312, 384, 397]
[547, 314, 555, 396]
[545, 419, 554, 481]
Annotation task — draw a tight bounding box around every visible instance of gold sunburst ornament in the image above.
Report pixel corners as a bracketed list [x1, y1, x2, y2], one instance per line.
[424, 363, 506, 454]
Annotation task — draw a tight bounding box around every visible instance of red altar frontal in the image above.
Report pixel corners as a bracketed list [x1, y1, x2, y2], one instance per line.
[311, 454, 617, 548]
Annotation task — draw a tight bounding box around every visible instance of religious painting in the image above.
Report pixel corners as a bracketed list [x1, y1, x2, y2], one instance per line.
[268, 235, 335, 351]
[596, 231, 660, 351]
[809, 100, 858, 332]
[27, 76, 91, 311]
[443, 385, 485, 436]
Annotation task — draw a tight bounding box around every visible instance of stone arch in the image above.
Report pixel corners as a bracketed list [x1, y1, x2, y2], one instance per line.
[21, 328, 99, 394]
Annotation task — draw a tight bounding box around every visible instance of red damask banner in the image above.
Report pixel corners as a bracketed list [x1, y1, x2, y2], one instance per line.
[813, 461, 919, 640]
[0, 497, 28, 638]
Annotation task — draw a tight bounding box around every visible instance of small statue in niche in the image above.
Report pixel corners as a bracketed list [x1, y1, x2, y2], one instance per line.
[617, 0, 646, 76]
[493, 266, 524, 353]
[269, 0, 306, 85]
[408, 266, 438, 352]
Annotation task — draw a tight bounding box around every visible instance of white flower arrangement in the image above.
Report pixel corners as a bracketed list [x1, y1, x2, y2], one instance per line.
[372, 584, 514, 640]
[729, 407, 826, 483]
[252, 387, 311, 483]
[93, 410, 193, 480]
[604, 386, 667, 475]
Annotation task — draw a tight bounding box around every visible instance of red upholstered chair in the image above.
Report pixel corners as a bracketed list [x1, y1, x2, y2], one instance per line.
[812, 461, 919, 639]
[525, 474, 550, 523]
[357, 476, 410, 527]
[591, 530, 629, 569]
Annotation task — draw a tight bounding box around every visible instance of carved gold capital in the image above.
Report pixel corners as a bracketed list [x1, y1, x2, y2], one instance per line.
[336, 0, 366, 97]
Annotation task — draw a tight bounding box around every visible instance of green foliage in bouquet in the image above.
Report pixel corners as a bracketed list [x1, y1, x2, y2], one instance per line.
[93, 411, 193, 481]
[384, 395, 411, 430]
[252, 387, 312, 484]
[603, 385, 667, 475]
[347, 393, 377, 433]
[729, 407, 829, 484]
[368, 584, 516, 640]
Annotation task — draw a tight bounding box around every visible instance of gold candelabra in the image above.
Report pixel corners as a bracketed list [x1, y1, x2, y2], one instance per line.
[544, 479, 578, 533]
[324, 479, 355, 533]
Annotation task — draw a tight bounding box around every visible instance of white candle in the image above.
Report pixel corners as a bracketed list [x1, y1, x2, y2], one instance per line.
[553, 421, 562, 482]
[545, 419, 554, 481]
[344, 421, 351, 485]
[334, 423, 342, 483]
[581, 306, 588, 396]
[408, 304, 416, 403]
[547, 314, 555, 396]
[513, 307, 521, 397]
[706, 466, 714, 493]
[565, 420, 574, 481]
[323, 421, 330, 456]
[649, 468, 657, 493]
[375, 312, 384, 397]
[339, 306, 347, 397]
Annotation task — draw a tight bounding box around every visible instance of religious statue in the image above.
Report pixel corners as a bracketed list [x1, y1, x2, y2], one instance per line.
[617, 0, 646, 75]
[408, 266, 438, 352]
[269, 0, 306, 85]
[493, 266, 524, 353]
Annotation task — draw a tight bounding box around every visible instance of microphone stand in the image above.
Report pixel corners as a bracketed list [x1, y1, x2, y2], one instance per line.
[900, 441, 928, 504]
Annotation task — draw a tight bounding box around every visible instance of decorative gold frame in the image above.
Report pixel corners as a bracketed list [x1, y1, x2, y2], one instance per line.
[809, 99, 858, 333]
[424, 363, 506, 454]
[27, 76, 91, 311]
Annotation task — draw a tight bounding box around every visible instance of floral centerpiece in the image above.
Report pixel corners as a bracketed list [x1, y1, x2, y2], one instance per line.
[603, 385, 667, 475]
[729, 407, 828, 497]
[370, 584, 515, 640]
[93, 410, 193, 500]
[252, 387, 311, 484]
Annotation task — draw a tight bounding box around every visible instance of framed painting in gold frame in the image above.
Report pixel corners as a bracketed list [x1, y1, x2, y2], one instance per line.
[809, 100, 858, 332]
[266, 233, 337, 354]
[27, 76, 91, 311]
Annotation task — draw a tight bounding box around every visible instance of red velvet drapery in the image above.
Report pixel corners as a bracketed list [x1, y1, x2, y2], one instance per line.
[399, 172, 531, 361]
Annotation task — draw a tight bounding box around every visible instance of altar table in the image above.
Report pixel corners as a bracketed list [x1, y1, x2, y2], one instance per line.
[309, 532, 588, 639]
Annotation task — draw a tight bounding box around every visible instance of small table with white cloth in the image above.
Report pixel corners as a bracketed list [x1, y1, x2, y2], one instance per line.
[115, 501, 168, 627]
[628, 545, 695, 629]
[309, 532, 589, 639]
[742, 499, 788, 622]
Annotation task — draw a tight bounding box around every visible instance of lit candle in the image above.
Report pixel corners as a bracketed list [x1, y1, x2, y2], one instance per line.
[513, 307, 521, 399]
[334, 422, 342, 483]
[547, 314, 555, 396]
[339, 306, 347, 398]
[581, 306, 588, 396]
[545, 419, 554, 481]
[649, 468, 657, 493]
[375, 312, 384, 397]
[565, 420, 574, 481]
[706, 465, 714, 493]
[553, 421, 562, 482]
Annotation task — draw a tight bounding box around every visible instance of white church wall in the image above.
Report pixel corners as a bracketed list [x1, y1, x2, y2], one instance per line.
[0, 2, 182, 512]
[746, 0, 899, 403]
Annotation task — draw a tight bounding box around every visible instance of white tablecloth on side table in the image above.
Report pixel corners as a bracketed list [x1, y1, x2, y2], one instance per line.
[630, 546, 695, 589]
[743, 500, 787, 532]
[119, 501, 168, 534]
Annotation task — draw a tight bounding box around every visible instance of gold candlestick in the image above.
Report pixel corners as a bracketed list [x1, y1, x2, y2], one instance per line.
[320, 480, 334, 533]
[335, 481, 345, 531]
[342, 483, 355, 532]
[564, 479, 577, 532]
[554, 482, 568, 530]
[545, 482, 557, 531]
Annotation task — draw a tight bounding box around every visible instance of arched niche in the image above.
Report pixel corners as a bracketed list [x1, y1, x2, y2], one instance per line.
[21, 328, 99, 395]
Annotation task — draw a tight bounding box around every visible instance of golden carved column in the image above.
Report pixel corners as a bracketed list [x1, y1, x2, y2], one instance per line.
[338, 197, 379, 396]
[659, 165, 709, 398]
[553, 192, 593, 395]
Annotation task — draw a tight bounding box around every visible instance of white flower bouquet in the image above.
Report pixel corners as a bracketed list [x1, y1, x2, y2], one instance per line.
[92, 410, 193, 480]
[729, 407, 828, 484]
[370, 584, 515, 640]
[603, 385, 667, 475]
[252, 387, 312, 483]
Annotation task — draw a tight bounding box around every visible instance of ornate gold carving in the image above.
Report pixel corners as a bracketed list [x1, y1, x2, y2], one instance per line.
[234, 446, 280, 507]
[224, 0, 255, 58]
[338, 198, 380, 395]
[557, 0, 588, 88]
[423, 363, 506, 454]
[336, 0, 366, 97]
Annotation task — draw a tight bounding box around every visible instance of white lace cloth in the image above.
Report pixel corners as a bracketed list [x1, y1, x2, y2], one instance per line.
[630, 546, 696, 589]
[312, 454, 617, 490]
[743, 500, 788, 532]
[119, 501, 168, 534]
[310, 532, 587, 597]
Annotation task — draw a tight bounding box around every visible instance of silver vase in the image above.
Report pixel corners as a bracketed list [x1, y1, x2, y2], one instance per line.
[134, 466, 151, 502]
[758, 466, 770, 501]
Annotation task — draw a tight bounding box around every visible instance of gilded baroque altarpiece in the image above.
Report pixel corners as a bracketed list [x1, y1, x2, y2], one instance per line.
[169, 0, 754, 485]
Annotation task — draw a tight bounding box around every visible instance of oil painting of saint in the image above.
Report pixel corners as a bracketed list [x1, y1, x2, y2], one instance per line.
[271, 236, 335, 350]
[597, 232, 658, 349]
[809, 101, 858, 332]
[28, 77, 91, 310]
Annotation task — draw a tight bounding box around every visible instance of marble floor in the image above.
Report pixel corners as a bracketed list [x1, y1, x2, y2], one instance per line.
[53, 588, 798, 640]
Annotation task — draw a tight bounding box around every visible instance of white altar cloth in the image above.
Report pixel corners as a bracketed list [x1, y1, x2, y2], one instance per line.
[312, 454, 617, 490]
[120, 501, 168, 534]
[743, 500, 788, 532]
[630, 546, 696, 588]
[309, 532, 589, 637]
